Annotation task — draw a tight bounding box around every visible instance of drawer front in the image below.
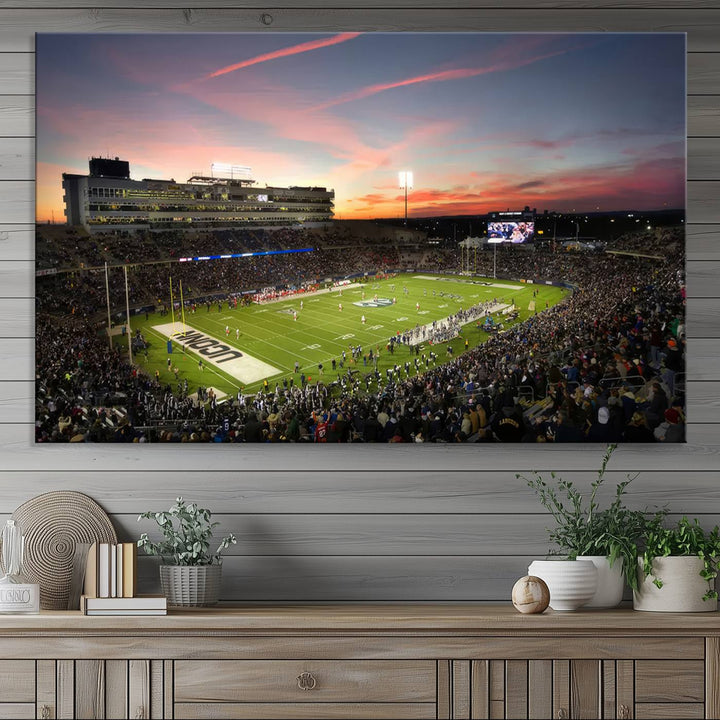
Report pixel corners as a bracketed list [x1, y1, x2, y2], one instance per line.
[174, 702, 436, 719]
[174, 660, 436, 703]
[0, 661, 35, 702]
[635, 660, 705, 703]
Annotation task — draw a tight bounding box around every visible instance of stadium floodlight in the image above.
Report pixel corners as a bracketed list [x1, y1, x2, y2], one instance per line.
[211, 163, 252, 180]
[398, 171, 413, 226]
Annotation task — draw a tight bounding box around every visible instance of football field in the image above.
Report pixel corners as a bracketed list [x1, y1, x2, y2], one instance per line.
[124, 274, 569, 399]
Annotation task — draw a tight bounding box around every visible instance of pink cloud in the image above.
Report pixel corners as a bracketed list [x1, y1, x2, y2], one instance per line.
[206, 33, 361, 79]
[311, 43, 578, 112]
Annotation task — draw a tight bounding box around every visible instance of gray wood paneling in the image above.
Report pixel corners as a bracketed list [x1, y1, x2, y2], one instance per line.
[1, 2, 718, 602]
[0, 471, 718, 514]
[3, 0, 720, 8]
[0, 9, 717, 50]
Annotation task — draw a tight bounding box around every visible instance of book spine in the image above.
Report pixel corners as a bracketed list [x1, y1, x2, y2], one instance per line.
[98, 543, 111, 598]
[110, 544, 117, 598]
[116, 544, 124, 599]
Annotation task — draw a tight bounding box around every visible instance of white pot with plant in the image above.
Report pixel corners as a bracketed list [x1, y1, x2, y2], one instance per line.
[633, 516, 719, 613]
[519, 444, 665, 609]
[138, 497, 236, 607]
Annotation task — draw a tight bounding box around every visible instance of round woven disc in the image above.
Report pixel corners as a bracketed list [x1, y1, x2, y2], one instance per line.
[11, 491, 117, 610]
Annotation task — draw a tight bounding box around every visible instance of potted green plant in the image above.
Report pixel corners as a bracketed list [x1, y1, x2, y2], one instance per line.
[138, 497, 237, 606]
[633, 516, 720, 612]
[518, 444, 665, 608]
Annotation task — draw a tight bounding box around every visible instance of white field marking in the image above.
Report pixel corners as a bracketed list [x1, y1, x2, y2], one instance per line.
[395, 317, 409, 322]
[486, 282, 526, 290]
[145, 327, 244, 390]
[202, 314, 319, 366]
[438, 304, 448, 308]
[369, 325, 384, 331]
[153, 323, 281, 383]
[418, 310, 429, 315]
[302, 344, 322, 351]
[335, 334, 355, 340]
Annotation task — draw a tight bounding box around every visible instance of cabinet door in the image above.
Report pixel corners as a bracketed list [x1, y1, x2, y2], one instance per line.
[470, 656, 707, 719]
[35, 660, 166, 720]
[469, 659, 601, 719]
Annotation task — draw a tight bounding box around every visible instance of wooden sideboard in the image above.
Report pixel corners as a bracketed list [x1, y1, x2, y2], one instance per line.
[0, 606, 717, 719]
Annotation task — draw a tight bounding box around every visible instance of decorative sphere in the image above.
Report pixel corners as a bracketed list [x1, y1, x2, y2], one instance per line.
[512, 575, 550, 614]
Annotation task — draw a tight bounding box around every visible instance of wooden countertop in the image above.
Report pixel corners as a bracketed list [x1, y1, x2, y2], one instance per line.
[0, 605, 717, 636]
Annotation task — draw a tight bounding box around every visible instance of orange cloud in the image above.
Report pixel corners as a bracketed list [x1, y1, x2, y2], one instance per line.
[206, 33, 361, 79]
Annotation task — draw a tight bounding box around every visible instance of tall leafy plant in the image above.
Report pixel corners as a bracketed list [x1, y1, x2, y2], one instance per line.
[138, 497, 236, 566]
[517, 444, 666, 591]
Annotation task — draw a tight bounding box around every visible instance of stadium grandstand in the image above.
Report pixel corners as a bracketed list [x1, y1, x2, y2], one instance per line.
[61, 157, 334, 232]
[35, 213, 686, 444]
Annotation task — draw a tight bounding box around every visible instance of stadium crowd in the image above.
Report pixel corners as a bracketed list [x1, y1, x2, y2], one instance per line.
[35, 227, 686, 443]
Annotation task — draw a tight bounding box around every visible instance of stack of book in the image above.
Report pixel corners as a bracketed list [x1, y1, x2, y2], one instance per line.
[81, 542, 167, 615]
[81, 594, 167, 616]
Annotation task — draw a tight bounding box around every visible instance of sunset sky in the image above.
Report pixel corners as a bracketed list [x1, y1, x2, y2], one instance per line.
[36, 33, 685, 223]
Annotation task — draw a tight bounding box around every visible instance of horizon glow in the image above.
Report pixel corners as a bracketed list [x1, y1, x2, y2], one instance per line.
[36, 33, 686, 223]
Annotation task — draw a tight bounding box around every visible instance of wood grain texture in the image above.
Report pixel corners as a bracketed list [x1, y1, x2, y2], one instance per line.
[453, 660, 471, 720]
[175, 659, 436, 703]
[634, 659, 704, 703]
[570, 660, 600, 719]
[173, 703, 436, 720]
[505, 660, 528, 719]
[527, 660, 552, 720]
[36, 660, 56, 720]
[104, 660, 128, 720]
[75, 660, 105, 720]
[707, 637, 720, 720]
[3, 0, 720, 8]
[0, 9, 714, 51]
[0, 0, 717, 606]
[129, 660, 150, 720]
[56, 660, 74, 720]
[0, 660, 35, 702]
[0, 705, 34, 720]
[634, 703, 704, 719]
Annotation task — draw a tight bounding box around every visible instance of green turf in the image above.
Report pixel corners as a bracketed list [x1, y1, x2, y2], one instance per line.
[119, 274, 569, 399]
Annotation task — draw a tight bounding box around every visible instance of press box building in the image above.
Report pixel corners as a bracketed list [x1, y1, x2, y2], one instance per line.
[62, 157, 335, 232]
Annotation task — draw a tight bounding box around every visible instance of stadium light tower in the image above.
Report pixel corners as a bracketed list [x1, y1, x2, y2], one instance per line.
[398, 171, 413, 226]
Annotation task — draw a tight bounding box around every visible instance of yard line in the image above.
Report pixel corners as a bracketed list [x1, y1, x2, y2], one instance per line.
[145, 327, 246, 389]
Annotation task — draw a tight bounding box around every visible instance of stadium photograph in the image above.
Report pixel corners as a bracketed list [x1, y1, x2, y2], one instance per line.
[35, 32, 686, 443]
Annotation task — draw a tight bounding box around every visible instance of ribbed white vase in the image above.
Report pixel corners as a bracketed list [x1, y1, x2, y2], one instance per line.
[528, 559, 598, 611]
[633, 556, 718, 612]
[577, 556, 624, 608]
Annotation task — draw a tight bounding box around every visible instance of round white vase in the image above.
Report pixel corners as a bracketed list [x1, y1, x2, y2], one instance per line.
[633, 556, 718, 613]
[577, 555, 624, 608]
[528, 559, 597, 611]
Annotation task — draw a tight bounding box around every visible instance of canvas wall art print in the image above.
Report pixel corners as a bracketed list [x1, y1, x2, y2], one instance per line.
[35, 32, 686, 444]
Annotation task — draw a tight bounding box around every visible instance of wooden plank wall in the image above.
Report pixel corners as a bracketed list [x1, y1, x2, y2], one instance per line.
[0, 0, 718, 603]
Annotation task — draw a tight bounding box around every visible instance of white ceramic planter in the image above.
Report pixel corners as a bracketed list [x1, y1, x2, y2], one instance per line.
[577, 555, 624, 608]
[633, 556, 718, 613]
[527, 559, 597, 611]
